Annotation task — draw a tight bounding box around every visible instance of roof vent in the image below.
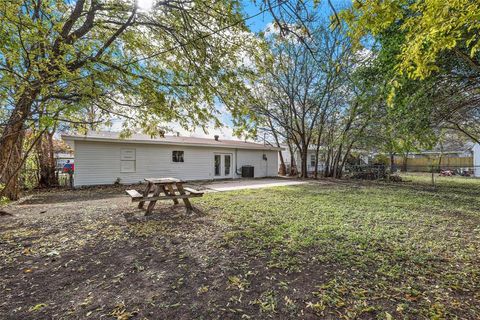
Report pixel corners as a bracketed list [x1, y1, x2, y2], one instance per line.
[214, 135, 219, 141]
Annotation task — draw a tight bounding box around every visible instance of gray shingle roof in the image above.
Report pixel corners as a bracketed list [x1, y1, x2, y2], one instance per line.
[62, 131, 282, 151]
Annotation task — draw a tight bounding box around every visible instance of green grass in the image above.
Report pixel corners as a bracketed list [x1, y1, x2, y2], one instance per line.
[197, 177, 480, 318]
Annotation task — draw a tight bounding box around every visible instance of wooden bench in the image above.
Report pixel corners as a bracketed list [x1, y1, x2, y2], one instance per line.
[126, 191, 203, 202]
[126, 189, 143, 200]
[126, 178, 203, 214]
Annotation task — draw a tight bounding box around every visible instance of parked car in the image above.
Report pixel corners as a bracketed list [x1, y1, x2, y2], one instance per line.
[63, 161, 74, 173]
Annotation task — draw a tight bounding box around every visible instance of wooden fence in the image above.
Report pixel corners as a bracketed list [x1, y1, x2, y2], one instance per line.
[394, 157, 473, 171]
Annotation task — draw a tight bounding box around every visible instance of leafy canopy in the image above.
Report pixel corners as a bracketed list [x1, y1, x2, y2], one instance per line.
[340, 0, 480, 79]
[0, 0, 262, 135]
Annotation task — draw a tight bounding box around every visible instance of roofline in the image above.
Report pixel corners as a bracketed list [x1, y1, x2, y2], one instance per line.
[61, 134, 283, 151]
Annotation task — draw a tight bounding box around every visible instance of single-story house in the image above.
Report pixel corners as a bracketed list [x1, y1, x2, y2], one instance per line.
[279, 145, 368, 175]
[62, 132, 281, 187]
[278, 145, 327, 174]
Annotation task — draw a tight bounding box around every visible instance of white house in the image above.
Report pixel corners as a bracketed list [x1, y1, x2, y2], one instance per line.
[278, 145, 321, 174]
[62, 132, 280, 187]
[474, 143, 480, 177]
[279, 145, 368, 175]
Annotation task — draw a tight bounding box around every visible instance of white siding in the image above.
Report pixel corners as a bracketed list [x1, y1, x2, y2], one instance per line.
[306, 150, 325, 173]
[236, 150, 278, 178]
[474, 143, 480, 178]
[73, 141, 278, 186]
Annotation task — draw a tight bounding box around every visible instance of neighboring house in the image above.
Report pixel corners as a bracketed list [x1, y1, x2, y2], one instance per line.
[278, 145, 324, 174]
[62, 132, 280, 187]
[279, 145, 368, 175]
[55, 152, 74, 170]
[474, 143, 480, 177]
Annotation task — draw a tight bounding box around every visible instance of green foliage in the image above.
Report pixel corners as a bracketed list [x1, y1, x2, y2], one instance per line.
[0, 0, 263, 135]
[372, 154, 389, 165]
[341, 0, 480, 79]
[0, 186, 9, 206]
[349, 23, 438, 155]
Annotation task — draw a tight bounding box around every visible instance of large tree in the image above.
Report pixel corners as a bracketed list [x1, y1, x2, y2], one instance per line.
[0, 0, 260, 199]
[340, 0, 480, 143]
[253, 6, 355, 178]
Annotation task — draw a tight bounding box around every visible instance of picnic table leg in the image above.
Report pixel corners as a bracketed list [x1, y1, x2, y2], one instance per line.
[176, 182, 193, 212]
[138, 182, 153, 209]
[146, 185, 162, 215]
[166, 184, 179, 205]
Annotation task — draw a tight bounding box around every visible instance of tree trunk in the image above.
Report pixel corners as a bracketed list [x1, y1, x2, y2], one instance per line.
[402, 153, 408, 172]
[313, 133, 323, 179]
[324, 148, 332, 177]
[0, 137, 25, 201]
[313, 114, 326, 179]
[37, 131, 58, 187]
[338, 142, 355, 179]
[269, 120, 286, 176]
[332, 144, 343, 179]
[0, 88, 37, 200]
[300, 147, 308, 178]
[313, 151, 319, 179]
[287, 142, 298, 176]
[389, 152, 395, 173]
[278, 151, 286, 176]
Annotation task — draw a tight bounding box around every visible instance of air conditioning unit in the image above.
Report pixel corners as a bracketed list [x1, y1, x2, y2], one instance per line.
[241, 165, 254, 178]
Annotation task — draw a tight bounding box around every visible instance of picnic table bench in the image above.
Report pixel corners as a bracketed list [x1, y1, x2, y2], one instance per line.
[126, 177, 203, 214]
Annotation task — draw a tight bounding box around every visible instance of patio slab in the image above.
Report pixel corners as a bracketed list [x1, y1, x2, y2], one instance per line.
[197, 178, 308, 192]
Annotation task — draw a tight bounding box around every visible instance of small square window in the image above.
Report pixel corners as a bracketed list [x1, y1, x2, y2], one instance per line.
[172, 151, 184, 162]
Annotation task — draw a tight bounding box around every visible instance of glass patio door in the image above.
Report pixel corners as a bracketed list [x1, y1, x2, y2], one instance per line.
[214, 154, 233, 178]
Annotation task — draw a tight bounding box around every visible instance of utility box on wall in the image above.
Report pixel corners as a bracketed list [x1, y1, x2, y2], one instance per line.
[241, 165, 254, 178]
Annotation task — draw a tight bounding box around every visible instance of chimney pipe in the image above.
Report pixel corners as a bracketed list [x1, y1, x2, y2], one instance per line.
[214, 135, 219, 141]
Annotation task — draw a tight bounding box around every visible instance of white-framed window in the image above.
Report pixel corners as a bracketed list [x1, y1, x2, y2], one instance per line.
[172, 150, 184, 163]
[310, 154, 316, 167]
[120, 148, 136, 172]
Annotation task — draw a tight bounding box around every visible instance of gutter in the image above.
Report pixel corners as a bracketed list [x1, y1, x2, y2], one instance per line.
[61, 134, 283, 152]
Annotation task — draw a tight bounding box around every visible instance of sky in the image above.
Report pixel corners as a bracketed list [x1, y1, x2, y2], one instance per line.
[241, 1, 273, 33]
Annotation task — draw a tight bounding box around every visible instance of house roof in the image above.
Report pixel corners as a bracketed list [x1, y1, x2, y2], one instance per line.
[62, 131, 282, 151]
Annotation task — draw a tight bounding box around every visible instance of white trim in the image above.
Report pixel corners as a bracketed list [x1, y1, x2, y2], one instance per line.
[213, 152, 234, 179]
[62, 134, 282, 151]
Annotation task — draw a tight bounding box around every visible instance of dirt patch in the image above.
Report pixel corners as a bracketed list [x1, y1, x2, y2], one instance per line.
[0, 187, 317, 319]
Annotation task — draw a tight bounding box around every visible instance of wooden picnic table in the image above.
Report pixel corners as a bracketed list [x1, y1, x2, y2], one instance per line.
[126, 177, 203, 215]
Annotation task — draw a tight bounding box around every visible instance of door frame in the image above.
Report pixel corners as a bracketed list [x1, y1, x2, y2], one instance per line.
[213, 153, 234, 179]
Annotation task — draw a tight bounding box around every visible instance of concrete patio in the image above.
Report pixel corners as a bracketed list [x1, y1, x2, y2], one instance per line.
[195, 178, 308, 192]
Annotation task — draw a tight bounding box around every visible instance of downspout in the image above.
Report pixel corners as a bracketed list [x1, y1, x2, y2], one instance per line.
[235, 148, 242, 176]
[263, 152, 269, 177]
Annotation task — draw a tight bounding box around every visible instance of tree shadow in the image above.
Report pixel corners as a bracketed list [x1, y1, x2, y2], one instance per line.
[123, 205, 206, 223]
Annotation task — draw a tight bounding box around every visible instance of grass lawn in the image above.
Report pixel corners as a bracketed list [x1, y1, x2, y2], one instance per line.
[1, 176, 479, 319]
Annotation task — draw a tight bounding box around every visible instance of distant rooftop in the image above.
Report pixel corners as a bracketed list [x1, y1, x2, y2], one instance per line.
[62, 131, 282, 151]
